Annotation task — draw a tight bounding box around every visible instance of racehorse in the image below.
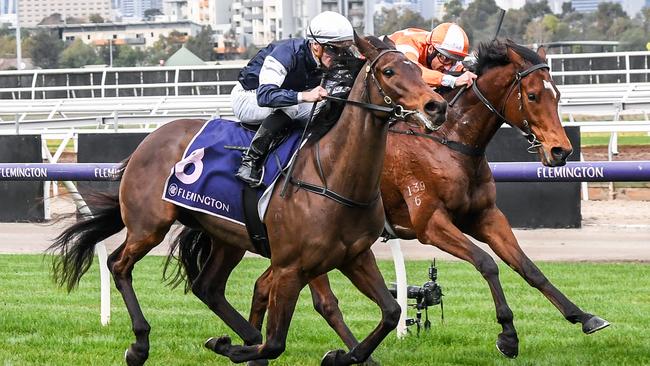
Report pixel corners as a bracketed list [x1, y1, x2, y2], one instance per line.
[48, 33, 447, 366]
[226, 39, 609, 359]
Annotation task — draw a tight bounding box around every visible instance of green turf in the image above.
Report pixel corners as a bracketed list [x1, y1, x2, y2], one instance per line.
[581, 132, 650, 147]
[0, 255, 648, 365]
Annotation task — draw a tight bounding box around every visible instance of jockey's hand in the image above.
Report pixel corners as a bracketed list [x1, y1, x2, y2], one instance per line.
[455, 71, 477, 87]
[302, 86, 328, 102]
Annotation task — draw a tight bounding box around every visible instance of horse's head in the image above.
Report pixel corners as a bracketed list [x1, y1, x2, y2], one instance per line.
[353, 32, 447, 130]
[475, 40, 572, 167]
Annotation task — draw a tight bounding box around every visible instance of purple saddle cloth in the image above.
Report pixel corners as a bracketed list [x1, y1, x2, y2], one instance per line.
[162, 118, 301, 225]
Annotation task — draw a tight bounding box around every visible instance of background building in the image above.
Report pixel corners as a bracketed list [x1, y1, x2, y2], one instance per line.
[0, 0, 16, 25]
[18, 0, 113, 27]
[38, 20, 202, 48]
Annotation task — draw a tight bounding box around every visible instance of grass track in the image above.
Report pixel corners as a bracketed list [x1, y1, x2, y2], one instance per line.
[1, 255, 649, 365]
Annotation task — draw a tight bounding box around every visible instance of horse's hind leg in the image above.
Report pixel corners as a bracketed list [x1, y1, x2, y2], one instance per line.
[208, 266, 305, 363]
[419, 210, 519, 358]
[108, 220, 174, 366]
[469, 207, 610, 334]
[321, 249, 400, 366]
[188, 242, 266, 349]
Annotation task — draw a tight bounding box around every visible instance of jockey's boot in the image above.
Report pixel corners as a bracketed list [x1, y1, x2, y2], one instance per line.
[236, 110, 291, 187]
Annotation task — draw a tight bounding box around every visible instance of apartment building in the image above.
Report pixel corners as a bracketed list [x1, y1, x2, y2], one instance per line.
[18, 0, 112, 27]
[39, 20, 202, 48]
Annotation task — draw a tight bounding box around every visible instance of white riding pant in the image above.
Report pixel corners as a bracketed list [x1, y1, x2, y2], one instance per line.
[230, 82, 323, 124]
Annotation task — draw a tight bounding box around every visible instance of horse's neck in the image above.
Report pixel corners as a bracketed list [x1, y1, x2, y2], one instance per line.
[441, 69, 512, 151]
[311, 77, 388, 199]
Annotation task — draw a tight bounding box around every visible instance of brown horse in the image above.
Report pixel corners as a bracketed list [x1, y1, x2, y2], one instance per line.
[236, 39, 609, 359]
[48, 34, 447, 366]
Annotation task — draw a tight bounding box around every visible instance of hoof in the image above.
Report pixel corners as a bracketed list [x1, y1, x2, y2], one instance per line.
[583, 315, 610, 334]
[321, 349, 347, 366]
[205, 336, 232, 356]
[496, 334, 518, 359]
[124, 345, 148, 366]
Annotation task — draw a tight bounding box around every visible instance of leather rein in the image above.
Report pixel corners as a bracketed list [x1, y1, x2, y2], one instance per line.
[290, 49, 427, 208]
[389, 62, 551, 157]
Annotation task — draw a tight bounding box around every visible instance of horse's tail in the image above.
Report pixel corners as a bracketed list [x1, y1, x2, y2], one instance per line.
[48, 157, 130, 292]
[163, 226, 212, 293]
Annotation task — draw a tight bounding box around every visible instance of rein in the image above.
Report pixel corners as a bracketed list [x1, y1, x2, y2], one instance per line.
[290, 49, 419, 208]
[471, 62, 549, 153]
[388, 127, 484, 156]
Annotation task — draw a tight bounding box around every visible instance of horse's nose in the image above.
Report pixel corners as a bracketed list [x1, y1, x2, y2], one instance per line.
[424, 99, 447, 125]
[551, 146, 572, 162]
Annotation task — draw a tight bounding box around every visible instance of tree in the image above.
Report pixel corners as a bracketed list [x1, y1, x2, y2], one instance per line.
[30, 31, 64, 68]
[458, 0, 501, 43]
[144, 31, 185, 65]
[374, 8, 431, 36]
[38, 13, 63, 25]
[594, 2, 627, 36]
[113, 45, 147, 67]
[523, 0, 552, 21]
[442, 0, 464, 22]
[500, 9, 530, 43]
[89, 13, 105, 23]
[185, 26, 215, 61]
[60, 39, 100, 68]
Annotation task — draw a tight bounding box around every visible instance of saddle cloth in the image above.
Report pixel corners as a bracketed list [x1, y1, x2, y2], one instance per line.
[162, 118, 302, 225]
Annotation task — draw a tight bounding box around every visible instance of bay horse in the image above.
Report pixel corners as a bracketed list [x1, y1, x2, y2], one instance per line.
[229, 39, 609, 359]
[48, 34, 447, 366]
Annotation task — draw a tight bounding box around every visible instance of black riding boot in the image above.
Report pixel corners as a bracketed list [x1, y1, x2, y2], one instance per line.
[236, 110, 292, 187]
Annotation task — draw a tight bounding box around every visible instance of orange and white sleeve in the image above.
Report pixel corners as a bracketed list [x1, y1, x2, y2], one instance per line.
[394, 39, 445, 87]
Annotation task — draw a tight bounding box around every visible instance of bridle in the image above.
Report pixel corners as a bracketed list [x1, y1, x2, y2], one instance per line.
[291, 48, 438, 208]
[325, 49, 440, 131]
[471, 62, 551, 153]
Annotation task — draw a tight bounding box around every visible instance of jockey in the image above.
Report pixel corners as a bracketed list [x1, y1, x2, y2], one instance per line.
[232, 11, 354, 187]
[389, 23, 477, 89]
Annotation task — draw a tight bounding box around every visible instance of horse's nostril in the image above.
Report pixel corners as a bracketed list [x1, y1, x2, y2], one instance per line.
[551, 147, 572, 160]
[425, 100, 447, 115]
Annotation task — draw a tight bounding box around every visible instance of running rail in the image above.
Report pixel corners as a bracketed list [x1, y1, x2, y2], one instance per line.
[1, 161, 649, 182]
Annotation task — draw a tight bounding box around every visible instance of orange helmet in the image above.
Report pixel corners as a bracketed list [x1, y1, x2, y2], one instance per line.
[428, 23, 470, 61]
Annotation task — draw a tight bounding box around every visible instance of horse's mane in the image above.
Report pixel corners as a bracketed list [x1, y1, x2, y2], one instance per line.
[308, 36, 391, 142]
[475, 39, 544, 76]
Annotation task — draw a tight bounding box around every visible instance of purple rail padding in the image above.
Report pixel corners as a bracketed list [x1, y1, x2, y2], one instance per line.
[0, 161, 649, 182]
[488, 161, 650, 182]
[0, 163, 121, 181]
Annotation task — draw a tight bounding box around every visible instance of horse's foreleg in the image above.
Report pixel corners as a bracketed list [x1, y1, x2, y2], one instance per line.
[418, 210, 519, 358]
[309, 275, 364, 352]
[250, 271, 378, 365]
[469, 207, 610, 334]
[109, 228, 169, 366]
[322, 250, 400, 366]
[210, 266, 305, 363]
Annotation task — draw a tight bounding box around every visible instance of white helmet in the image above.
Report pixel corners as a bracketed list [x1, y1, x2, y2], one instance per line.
[307, 11, 354, 45]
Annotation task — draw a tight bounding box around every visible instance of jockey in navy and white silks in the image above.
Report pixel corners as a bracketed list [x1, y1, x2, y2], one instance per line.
[232, 11, 354, 187]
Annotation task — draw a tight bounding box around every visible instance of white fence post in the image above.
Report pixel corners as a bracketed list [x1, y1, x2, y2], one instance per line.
[387, 239, 408, 338]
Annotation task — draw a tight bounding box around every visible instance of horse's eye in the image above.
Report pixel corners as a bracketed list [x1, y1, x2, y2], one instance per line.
[383, 68, 395, 77]
[527, 93, 537, 101]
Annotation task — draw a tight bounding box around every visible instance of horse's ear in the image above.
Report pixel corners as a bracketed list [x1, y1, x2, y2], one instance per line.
[537, 46, 548, 63]
[506, 46, 526, 68]
[381, 35, 396, 48]
[354, 31, 379, 61]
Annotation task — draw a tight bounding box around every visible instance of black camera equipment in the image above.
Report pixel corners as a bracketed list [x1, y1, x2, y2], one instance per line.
[388, 260, 444, 335]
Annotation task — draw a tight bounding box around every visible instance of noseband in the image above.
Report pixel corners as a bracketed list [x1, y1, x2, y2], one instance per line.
[326, 49, 440, 131]
[472, 62, 550, 153]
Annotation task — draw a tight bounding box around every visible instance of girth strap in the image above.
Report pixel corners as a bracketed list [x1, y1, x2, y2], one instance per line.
[289, 177, 380, 208]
